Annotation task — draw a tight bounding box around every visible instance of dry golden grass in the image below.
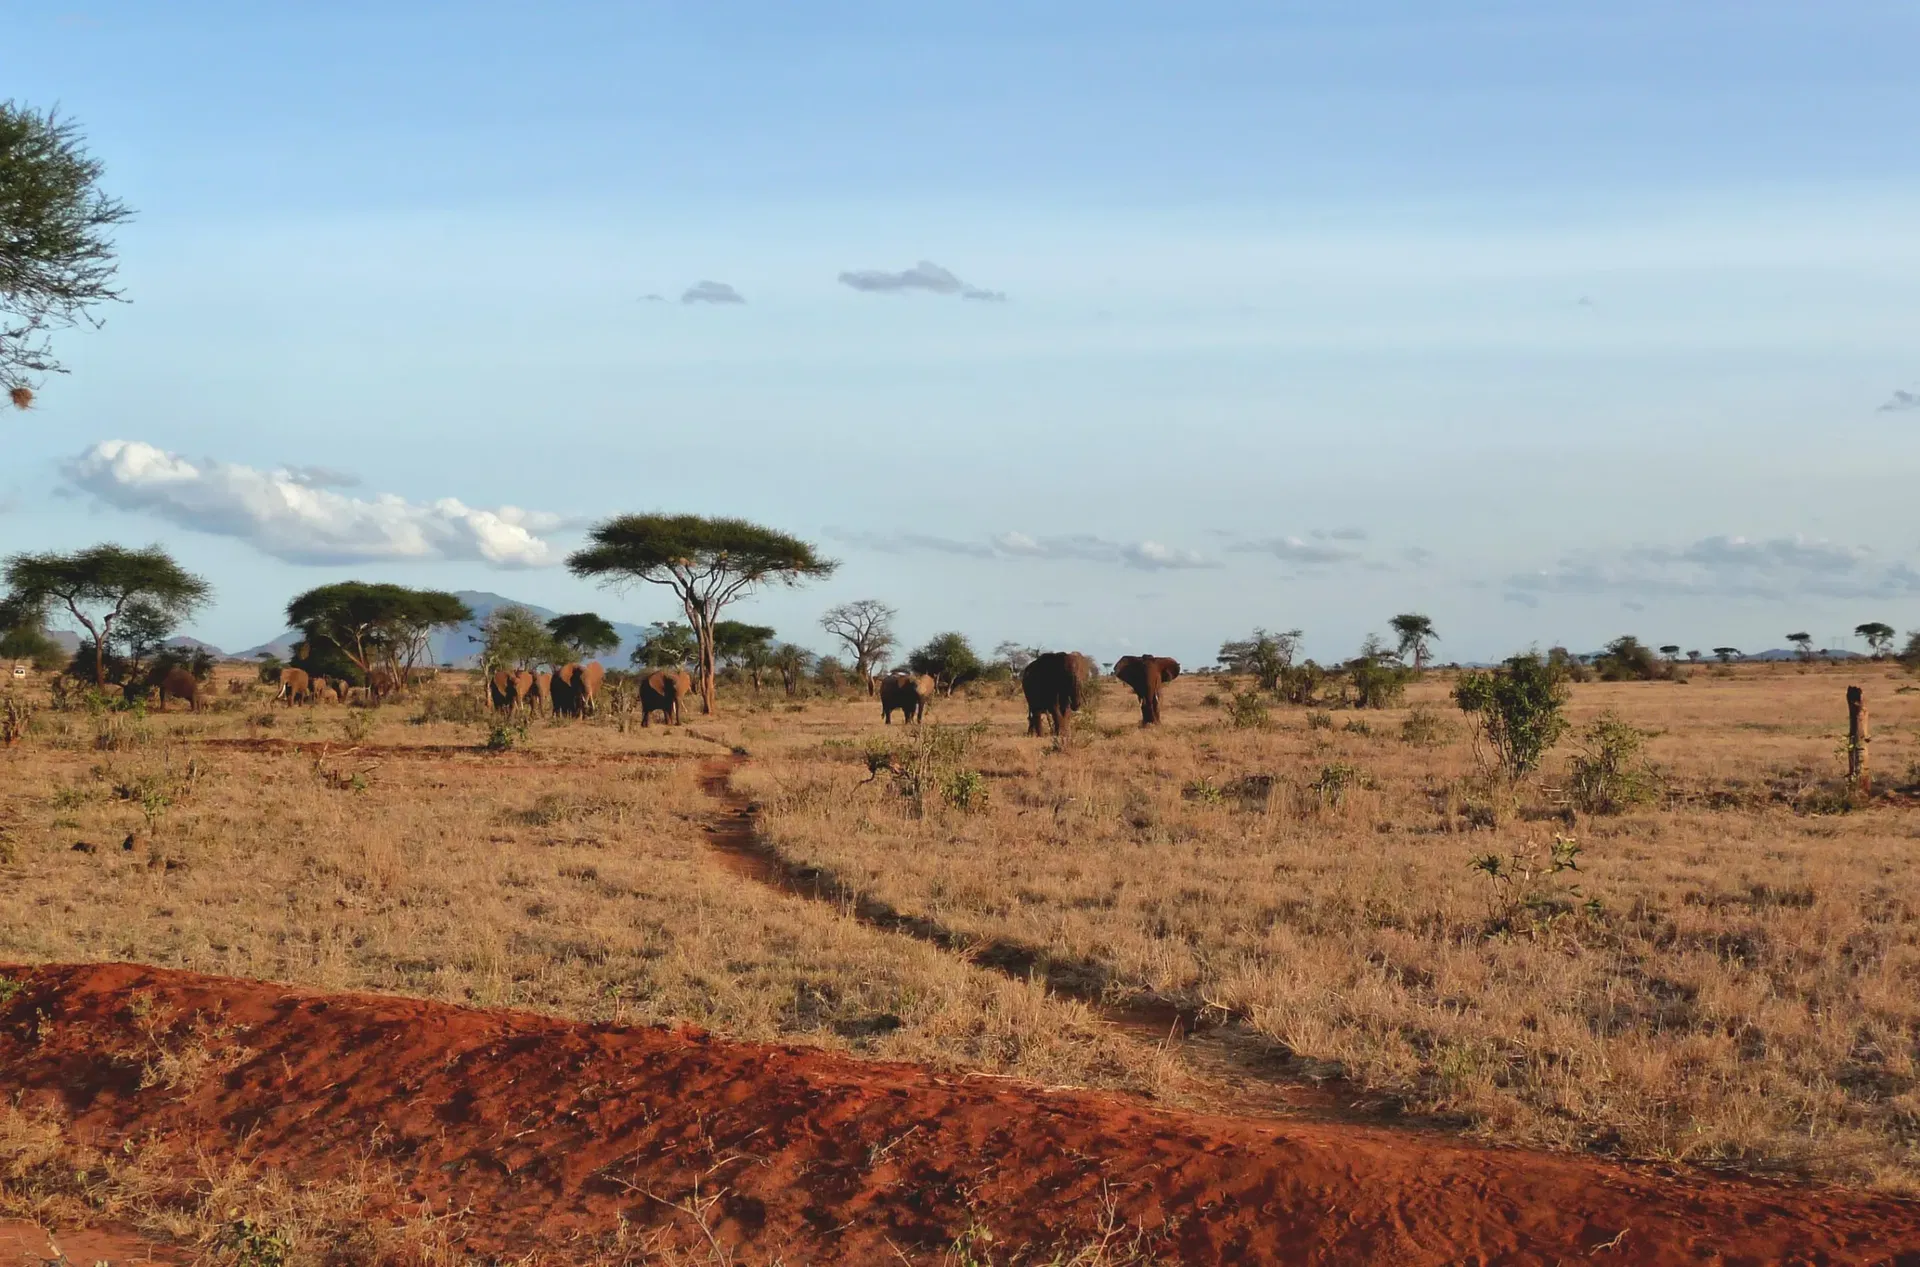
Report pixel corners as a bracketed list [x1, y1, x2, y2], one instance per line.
[735, 664, 1920, 1189]
[4, 661, 1920, 1198]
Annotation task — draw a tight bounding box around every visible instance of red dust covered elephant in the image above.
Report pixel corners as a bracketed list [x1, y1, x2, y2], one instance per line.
[1112, 655, 1180, 726]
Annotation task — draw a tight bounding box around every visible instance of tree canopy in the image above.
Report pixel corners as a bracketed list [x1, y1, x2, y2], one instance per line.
[1786, 632, 1814, 660]
[547, 612, 619, 659]
[286, 582, 471, 696]
[1218, 628, 1300, 691]
[631, 621, 698, 670]
[820, 600, 897, 693]
[1, 102, 133, 406]
[568, 514, 836, 714]
[1856, 622, 1896, 657]
[3, 543, 210, 686]
[477, 603, 559, 671]
[909, 631, 983, 693]
[1389, 613, 1437, 669]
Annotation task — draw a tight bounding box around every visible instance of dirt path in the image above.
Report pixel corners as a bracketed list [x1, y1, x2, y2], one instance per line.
[695, 754, 1430, 1125]
[3, 962, 1916, 1265]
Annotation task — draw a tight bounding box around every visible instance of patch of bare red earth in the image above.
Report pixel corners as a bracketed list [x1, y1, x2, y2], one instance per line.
[2, 964, 1915, 1265]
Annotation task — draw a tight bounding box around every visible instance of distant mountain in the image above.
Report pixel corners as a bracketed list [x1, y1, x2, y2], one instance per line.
[1740, 648, 1866, 662]
[237, 591, 654, 668]
[163, 636, 226, 658]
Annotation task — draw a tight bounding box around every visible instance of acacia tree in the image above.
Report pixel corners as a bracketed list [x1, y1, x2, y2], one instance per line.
[286, 582, 471, 700]
[547, 612, 619, 659]
[1389, 613, 1437, 670]
[714, 620, 776, 688]
[631, 621, 698, 671]
[568, 515, 837, 714]
[3, 544, 210, 687]
[476, 603, 559, 671]
[1712, 647, 1742, 663]
[1217, 628, 1301, 691]
[2, 103, 134, 407]
[771, 643, 814, 696]
[909, 632, 983, 694]
[820, 600, 897, 694]
[1855, 622, 1895, 659]
[1787, 632, 1814, 661]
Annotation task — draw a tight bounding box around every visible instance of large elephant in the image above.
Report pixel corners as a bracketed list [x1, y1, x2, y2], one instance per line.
[488, 670, 524, 712]
[1022, 651, 1094, 742]
[639, 669, 692, 726]
[532, 669, 553, 715]
[367, 668, 401, 701]
[276, 667, 312, 706]
[551, 662, 603, 718]
[1112, 655, 1181, 726]
[155, 667, 200, 712]
[879, 672, 935, 724]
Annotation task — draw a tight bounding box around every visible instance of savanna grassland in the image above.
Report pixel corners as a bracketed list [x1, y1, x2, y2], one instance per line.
[3, 659, 1919, 1201]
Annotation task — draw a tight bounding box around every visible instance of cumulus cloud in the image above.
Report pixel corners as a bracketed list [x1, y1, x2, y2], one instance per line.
[1878, 389, 1920, 413]
[65, 440, 566, 568]
[837, 260, 1006, 302]
[827, 527, 1210, 570]
[1505, 534, 1920, 602]
[681, 280, 744, 305]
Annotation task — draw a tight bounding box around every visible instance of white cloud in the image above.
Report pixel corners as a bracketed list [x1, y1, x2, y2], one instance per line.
[1231, 535, 1364, 564]
[1878, 389, 1920, 413]
[65, 440, 565, 568]
[826, 527, 1209, 570]
[837, 260, 1007, 301]
[1505, 534, 1920, 602]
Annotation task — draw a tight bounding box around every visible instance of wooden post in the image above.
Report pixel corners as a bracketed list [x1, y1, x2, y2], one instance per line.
[1847, 686, 1870, 796]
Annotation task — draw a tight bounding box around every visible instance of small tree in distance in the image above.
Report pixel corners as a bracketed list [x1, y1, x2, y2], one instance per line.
[476, 604, 557, 671]
[632, 621, 698, 671]
[1659, 644, 1681, 661]
[1454, 652, 1570, 779]
[567, 514, 837, 714]
[1218, 628, 1301, 691]
[287, 582, 471, 699]
[1389, 614, 1438, 669]
[909, 632, 983, 694]
[548, 612, 620, 659]
[820, 600, 897, 695]
[1787, 632, 1814, 662]
[1713, 647, 1742, 663]
[1855, 622, 1895, 659]
[3, 544, 211, 688]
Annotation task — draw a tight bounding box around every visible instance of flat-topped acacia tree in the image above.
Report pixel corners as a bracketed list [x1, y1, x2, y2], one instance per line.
[567, 515, 837, 714]
[3, 544, 209, 687]
[286, 582, 471, 699]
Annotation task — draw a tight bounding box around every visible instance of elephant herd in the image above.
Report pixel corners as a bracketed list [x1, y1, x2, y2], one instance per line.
[487, 662, 605, 719]
[273, 667, 382, 706]
[878, 653, 1182, 743]
[488, 663, 696, 728]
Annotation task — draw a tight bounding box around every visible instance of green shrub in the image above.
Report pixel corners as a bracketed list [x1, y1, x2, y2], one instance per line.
[1305, 710, 1333, 731]
[1399, 704, 1453, 748]
[1564, 713, 1658, 814]
[1454, 652, 1569, 777]
[1226, 688, 1271, 729]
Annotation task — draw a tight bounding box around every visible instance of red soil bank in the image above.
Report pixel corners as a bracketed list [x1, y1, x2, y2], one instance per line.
[2, 963, 1916, 1265]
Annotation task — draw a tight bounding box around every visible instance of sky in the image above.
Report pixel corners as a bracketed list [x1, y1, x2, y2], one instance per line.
[4, 0, 1919, 665]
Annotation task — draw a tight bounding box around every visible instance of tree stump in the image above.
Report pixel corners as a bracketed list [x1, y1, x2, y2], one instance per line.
[1847, 686, 1870, 796]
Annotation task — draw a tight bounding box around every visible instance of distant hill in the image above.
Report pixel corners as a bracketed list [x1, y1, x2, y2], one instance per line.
[237, 591, 653, 668]
[1740, 648, 1866, 662]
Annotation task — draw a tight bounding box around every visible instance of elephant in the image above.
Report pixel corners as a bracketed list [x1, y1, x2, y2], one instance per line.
[532, 669, 553, 715]
[551, 662, 604, 718]
[639, 669, 692, 726]
[368, 668, 401, 701]
[879, 672, 935, 724]
[155, 666, 201, 712]
[487, 670, 522, 712]
[1112, 655, 1182, 726]
[276, 667, 312, 706]
[310, 676, 336, 703]
[1022, 651, 1093, 743]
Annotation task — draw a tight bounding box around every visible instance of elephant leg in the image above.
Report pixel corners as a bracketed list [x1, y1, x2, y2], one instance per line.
[1028, 709, 1043, 737]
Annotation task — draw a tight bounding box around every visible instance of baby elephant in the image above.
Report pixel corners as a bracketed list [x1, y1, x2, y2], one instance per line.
[154, 666, 200, 712]
[879, 672, 935, 723]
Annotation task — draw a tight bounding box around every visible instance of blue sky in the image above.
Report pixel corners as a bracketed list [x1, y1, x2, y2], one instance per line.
[5, 1, 1918, 664]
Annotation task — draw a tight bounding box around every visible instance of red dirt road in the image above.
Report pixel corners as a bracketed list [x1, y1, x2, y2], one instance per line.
[3, 963, 1916, 1265]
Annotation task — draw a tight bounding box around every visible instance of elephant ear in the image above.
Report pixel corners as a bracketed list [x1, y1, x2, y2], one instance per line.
[1158, 658, 1181, 683]
[1113, 656, 1145, 691]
